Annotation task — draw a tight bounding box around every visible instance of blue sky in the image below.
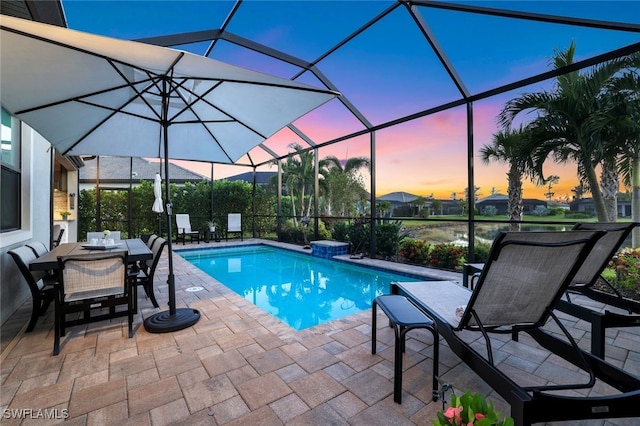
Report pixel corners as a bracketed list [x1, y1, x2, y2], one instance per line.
[60, 1, 640, 198]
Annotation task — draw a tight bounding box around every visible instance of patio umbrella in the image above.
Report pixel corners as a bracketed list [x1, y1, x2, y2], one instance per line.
[152, 173, 164, 214]
[1, 16, 337, 332]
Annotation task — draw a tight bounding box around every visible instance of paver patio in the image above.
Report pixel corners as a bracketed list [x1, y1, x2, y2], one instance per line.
[1, 239, 639, 425]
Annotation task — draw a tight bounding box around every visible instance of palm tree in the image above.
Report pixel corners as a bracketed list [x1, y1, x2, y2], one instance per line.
[323, 155, 370, 217]
[480, 126, 537, 230]
[499, 42, 632, 222]
[598, 55, 640, 245]
[282, 143, 330, 224]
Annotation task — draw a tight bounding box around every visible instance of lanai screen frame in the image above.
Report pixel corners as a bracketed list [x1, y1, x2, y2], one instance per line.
[132, 0, 640, 257]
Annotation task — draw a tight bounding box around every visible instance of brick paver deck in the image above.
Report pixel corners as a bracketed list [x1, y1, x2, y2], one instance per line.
[2, 239, 639, 425]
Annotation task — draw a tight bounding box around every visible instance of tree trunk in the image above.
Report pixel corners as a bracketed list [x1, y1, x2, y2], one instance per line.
[584, 161, 608, 221]
[290, 189, 297, 226]
[600, 159, 619, 222]
[507, 166, 523, 231]
[633, 153, 640, 248]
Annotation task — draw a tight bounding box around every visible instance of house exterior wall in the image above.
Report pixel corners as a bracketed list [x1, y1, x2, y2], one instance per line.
[0, 125, 52, 325]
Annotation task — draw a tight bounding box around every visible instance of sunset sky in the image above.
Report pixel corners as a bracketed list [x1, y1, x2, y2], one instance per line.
[61, 0, 640, 200]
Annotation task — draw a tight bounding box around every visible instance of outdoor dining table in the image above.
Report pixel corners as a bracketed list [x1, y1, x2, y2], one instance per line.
[29, 238, 152, 272]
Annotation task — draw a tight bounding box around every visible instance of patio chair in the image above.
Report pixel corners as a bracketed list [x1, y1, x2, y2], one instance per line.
[175, 214, 200, 245]
[131, 236, 167, 311]
[55, 251, 134, 355]
[26, 241, 59, 282]
[7, 246, 56, 332]
[145, 233, 160, 249]
[393, 230, 640, 425]
[554, 222, 640, 357]
[53, 225, 64, 247]
[227, 213, 242, 241]
[26, 240, 49, 257]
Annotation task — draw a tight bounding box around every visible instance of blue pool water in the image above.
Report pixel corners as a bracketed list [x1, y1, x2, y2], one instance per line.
[177, 245, 429, 330]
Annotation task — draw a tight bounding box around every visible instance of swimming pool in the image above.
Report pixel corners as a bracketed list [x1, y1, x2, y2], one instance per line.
[177, 245, 430, 330]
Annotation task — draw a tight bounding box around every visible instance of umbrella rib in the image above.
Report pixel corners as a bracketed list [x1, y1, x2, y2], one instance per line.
[60, 72, 168, 156]
[14, 72, 159, 115]
[166, 77, 271, 141]
[163, 78, 240, 163]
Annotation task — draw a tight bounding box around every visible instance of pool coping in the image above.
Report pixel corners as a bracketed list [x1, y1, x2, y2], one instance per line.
[174, 238, 463, 284]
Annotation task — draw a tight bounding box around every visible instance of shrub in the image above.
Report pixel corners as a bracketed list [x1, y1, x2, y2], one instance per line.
[331, 221, 350, 242]
[564, 211, 593, 219]
[481, 205, 498, 217]
[472, 241, 491, 263]
[279, 219, 307, 245]
[399, 239, 431, 265]
[376, 220, 406, 258]
[429, 243, 467, 271]
[531, 205, 550, 216]
[609, 248, 640, 293]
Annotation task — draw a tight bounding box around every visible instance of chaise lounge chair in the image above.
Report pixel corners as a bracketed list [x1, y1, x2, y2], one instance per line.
[554, 222, 640, 357]
[464, 222, 639, 358]
[393, 230, 640, 425]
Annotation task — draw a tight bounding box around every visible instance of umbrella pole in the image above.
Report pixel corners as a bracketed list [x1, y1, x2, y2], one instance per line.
[144, 76, 200, 333]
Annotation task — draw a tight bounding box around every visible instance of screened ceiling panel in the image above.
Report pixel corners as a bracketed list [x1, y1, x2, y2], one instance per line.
[206, 39, 306, 80]
[63, 1, 234, 39]
[419, 5, 640, 95]
[223, 0, 393, 62]
[316, 6, 464, 125]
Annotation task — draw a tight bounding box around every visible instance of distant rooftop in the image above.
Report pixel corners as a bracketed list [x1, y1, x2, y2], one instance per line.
[79, 157, 208, 183]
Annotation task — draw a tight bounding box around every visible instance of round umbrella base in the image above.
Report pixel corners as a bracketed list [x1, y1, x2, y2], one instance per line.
[144, 308, 200, 333]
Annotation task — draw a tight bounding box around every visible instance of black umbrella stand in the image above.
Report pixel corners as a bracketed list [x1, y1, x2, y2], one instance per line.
[144, 76, 200, 332]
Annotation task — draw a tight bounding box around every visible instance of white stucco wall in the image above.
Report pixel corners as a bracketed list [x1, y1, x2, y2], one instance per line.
[0, 125, 52, 325]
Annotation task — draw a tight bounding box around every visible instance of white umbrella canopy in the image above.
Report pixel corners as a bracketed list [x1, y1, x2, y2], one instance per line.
[1, 15, 337, 332]
[0, 16, 336, 163]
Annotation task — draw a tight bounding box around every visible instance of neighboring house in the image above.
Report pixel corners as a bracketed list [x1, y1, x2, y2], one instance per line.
[376, 192, 419, 216]
[376, 192, 464, 216]
[79, 156, 208, 190]
[570, 198, 632, 218]
[475, 194, 548, 215]
[224, 171, 277, 187]
[0, 1, 70, 324]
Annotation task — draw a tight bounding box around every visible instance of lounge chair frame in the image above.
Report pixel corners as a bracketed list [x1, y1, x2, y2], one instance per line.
[393, 230, 640, 425]
[554, 222, 640, 357]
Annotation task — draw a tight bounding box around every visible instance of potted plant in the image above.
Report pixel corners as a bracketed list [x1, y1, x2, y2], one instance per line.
[59, 211, 71, 220]
[207, 220, 217, 233]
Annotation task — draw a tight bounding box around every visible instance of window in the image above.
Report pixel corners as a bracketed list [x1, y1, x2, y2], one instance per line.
[1, 108, 21, 232]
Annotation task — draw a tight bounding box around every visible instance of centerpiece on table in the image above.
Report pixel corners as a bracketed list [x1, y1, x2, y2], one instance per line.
[102, 229, 111, 244]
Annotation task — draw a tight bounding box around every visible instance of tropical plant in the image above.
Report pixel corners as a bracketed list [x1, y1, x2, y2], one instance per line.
[499, 42, 634, 222]
[323, 154, 370, 217]
[429, 243, 467, 271]
[281, 143, 329, 224]
[480, 127, 537, 230]
[597, 53, 640, 245]
[376, 200, 391, 217]
[399, 239, 430, 265]
[433, 391, 513, 426]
